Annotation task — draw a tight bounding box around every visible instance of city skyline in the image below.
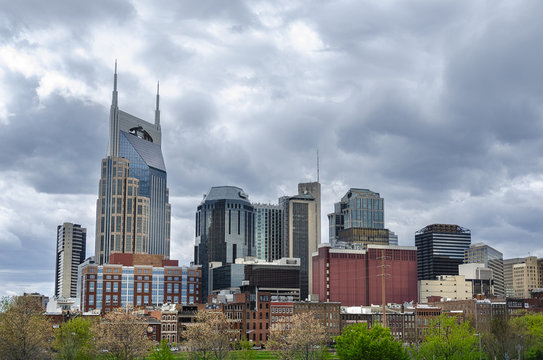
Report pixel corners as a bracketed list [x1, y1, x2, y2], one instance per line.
[2, 1, 543, 297]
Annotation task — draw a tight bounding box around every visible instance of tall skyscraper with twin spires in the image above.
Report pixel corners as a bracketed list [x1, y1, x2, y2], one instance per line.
[95, 63, 171, 265]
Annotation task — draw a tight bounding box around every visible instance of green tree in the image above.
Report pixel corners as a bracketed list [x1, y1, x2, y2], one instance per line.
[510, 313, 543, 360]
[412, 315, 483, 360]
[148, 339, 175, 360]
[482, 314, 516, 360]
[236, 340, 256, 360]
[53, 316, 96, 360]
[0, 295, 52, 360]
[335, 322, 409, 360]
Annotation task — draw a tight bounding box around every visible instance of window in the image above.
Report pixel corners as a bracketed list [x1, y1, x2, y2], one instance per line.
[144, 283, 149, 292]
[89, 295, 94, 305]
[113, 282, 118, 292]
[137, 283, 142, 292]
[113, 295, 118, 305]
[137, 296, 142, 306]
[144, 296, 149, 304]
[89, 282, 95, 292]
[105, 295, 111, 305]
[167, 284, 172, 293]
[174, 284, 179, 293]
[106, 282, 111, 292]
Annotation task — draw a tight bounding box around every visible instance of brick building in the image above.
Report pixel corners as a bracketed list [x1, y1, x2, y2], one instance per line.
[312, 244, 417, 306]
[79, 254, 201, 312]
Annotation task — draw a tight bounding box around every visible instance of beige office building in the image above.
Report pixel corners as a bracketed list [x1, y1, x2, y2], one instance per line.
[513, 256, 543, 298]
[418, 275, 472, 303]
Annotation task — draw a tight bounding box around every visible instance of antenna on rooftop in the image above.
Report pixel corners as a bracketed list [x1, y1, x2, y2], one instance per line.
[317, 147, 320, 183]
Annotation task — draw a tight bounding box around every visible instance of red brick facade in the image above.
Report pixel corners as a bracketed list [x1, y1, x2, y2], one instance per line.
[313, 244, 418, 306]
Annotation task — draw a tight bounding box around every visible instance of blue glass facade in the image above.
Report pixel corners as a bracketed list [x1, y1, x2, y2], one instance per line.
[119, 131, 170, 258]
[328, 188, 385, 246]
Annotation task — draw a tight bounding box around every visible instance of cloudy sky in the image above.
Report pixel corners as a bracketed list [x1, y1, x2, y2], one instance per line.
[1, 0, 543, 297]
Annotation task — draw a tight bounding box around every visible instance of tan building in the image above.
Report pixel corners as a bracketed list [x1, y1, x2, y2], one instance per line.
[418, 275, 472, 303]
[513, 256, 542, 298]
[283, 185, 320, 300]
[95, 157, 150, 264]
[504, 258, 526, 298]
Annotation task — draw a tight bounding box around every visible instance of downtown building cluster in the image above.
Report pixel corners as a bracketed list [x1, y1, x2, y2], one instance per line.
[48, 67, 543, 345]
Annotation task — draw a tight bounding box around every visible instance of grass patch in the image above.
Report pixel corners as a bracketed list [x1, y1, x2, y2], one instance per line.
[173, 349, 338, 359]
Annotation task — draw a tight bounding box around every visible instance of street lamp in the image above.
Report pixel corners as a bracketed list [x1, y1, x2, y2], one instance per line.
[474, 333, 482, 360]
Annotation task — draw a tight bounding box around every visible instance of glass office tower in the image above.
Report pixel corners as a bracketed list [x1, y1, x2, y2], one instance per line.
[415, 224, 471, 280]
[328, 188, 387, 248]
[194, 186, 255, 301]
[254, 204, 283, 262]
[95, 65, 171, 264]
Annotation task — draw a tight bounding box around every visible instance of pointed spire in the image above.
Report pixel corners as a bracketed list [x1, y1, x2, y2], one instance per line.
[155, 81, 160, 126]
[112, 60, 118, 108]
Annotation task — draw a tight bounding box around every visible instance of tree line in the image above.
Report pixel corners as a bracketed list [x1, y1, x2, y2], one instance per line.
[1, 295, 543, 359]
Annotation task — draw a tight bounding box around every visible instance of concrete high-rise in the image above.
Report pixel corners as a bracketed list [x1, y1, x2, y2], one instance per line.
[504, 258, 526, 298]
[280, 183, 321, 300]
[415, 224, 471, 280]
[254, 204, 283, 262]
[298, 182, 321, 244]
[95, 64, 171, 264]
[512, 256, 543, 298]
[55, 223, 86, 298]
[194, 186, 255, 301]
[464, 243, 504, 297]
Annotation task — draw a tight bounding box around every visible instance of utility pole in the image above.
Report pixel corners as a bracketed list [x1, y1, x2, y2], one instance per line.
[382, 248, 386, 328]
[377, 248, 390, 328]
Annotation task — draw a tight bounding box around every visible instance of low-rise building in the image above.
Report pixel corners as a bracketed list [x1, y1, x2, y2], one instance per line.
[418, 275, 472, 303]
[79, 254, 201, 312]
[210, 257, 301, 300]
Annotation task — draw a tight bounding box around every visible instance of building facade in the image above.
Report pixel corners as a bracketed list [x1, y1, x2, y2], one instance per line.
[513, 256, 543, 298]
[504, 258, 527, 298]
[283, 193, 319, 300]
[464, 243, 504, 297]
[312, 244, 418, 306]
[95, 66, 171, 264]
[254, 204, 283, 262]
[79, 254, 201, 312]
[55, 223, 86, 298]
[415, 224, 471, 280]
[328, 188, 385, 247]
[194, 186, 255, 301]
[418, 275, 472, 303]
[210, 257, 300, 300]
[458, 263, 494, 297]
